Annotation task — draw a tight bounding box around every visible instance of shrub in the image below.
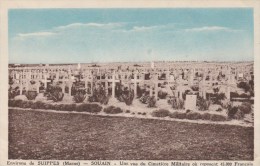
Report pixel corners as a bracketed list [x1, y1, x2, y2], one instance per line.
[10, 100, 23, 107]
[137, 112, 142, 115]
[20, 100, 34, 108]
[237, 81, 251, 92]
[117, 87, 135, 105]
[169, 112, 186, 119]
[186, 109, 191, 113]
[75, 103, 102, 113]
[25, 91, 38, 100]
[201, 113, 211, 120]
[233, 110, 245, 120]
[139, 93, 150, 104]
[73, 88, 87, 103]
[147, 96, 157, 108]
[168, 97, 185, 110]
[8, 100, 14, 107]
[125, 110, 131, 113]
[56, 104, 66, 111]
[137, 85, 146, 98]
[31, 101, 45, 109]
[186, 112, 202, 120]
[216, 108, 223, 112]
[227, 106, 239, 119]
[52, 104, 61, 110]
[152, 109, 170, 117]
[8, 87, 20, 99]
[191, 85, 199, 91]
[197, 96, 211, 111]
[239, 102, 252, 114]
[211, 93, 226, 105]
[210, 114, 227, 121]
[158, 90, 167, 99]
[142, 112, 146, 115]
[221, 99, 232, 109]
[88, 84, 110, 105]
[44, 103, 54, 110]
[103, 106, 123, 114]
[63, 104, 76, 111]
[47, 86, 64, 102]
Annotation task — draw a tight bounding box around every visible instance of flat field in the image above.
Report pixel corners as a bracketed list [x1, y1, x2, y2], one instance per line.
[9, 109, 254, 160]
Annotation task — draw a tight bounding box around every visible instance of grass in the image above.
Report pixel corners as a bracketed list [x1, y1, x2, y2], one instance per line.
[9, 109, 254, 160]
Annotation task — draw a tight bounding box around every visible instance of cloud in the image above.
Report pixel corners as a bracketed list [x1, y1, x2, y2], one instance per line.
[132, 26, 160, 31]
[55, 22, 124, 30]
[14, 22, 125, 40]
[17, 31, 56, 38]
[184, 26, 240, 32]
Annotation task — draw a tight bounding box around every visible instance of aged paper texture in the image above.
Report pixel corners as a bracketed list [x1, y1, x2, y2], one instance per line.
[0, 0, 260, 165]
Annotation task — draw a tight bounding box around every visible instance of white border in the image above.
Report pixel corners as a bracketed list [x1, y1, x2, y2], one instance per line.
[0, 0, 259, 165]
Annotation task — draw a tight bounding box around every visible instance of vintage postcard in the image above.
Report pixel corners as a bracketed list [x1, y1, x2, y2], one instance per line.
[0, 0, 260, 166]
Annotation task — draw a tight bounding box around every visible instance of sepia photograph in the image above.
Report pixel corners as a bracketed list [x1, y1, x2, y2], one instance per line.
[6, 7, 255, 161]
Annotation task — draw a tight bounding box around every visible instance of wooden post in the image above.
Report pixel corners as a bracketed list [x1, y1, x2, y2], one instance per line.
[133, 72, 138, 97]
[36, 81, 40, 93]
[226, 86, 230, 100]
[42, 74, 51, 89]
[112, 71, 116, 98]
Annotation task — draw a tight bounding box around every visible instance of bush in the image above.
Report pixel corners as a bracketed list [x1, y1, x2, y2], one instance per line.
[169, 112, 186, 119]
[191, 85, 199, 91]
[221, 99, 232, 109]
[216, 108, 223, 112]
[116, 86, 135, 105]
[8, 86, 20, 99]
[88, 84, 110, 105]
[147, 96, 157, 108]
[75, 103, 102, 113]
[47, 86, 64, 102]
[210, 114, 227, 121]
[137, 112, 142, 115]
[139, 94, 150, 104]
[63, 104, 76, 111]
[125, 110, 131, 113]
[158, 90, 167, 99]
[168, 97, 185, 110]
[197, 96, 211, 111]
[227, 106, 239, 119]
[25, 91, 38, 100]
[20, 101, 34, 108]
[103, 106, 123, 114]
[31, 101, 45, 109]
[211, 93, 226, 105]
[8, 100, 14, 107]
[237, 81, 251, 92]
[44, 103, 55, 110]
[233, 110, 245, 120]
[186, 112, 202, 120]
[142, 112, 146, 115]
[73, 89, 87, 103]
[10, 100, 23, 107]
[239, 102, 252, 114]
[56, 104, 66, 111]
[152, 109, 170, 117]
[201, 113, 211, 120]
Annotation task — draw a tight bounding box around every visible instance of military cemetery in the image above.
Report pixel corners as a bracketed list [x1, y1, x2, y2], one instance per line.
[8, 61, 254, 125]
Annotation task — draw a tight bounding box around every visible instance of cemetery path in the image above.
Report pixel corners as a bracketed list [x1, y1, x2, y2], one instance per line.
[9, 109, 254, 160]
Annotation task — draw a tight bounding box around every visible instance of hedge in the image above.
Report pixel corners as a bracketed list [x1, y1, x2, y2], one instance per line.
[103, 106, 123, 114]
[151, 109, 170, 117]
[9, 99, 102, 114]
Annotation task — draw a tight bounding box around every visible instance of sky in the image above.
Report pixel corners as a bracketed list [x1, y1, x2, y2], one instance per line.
[8, 8, 254, 64]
